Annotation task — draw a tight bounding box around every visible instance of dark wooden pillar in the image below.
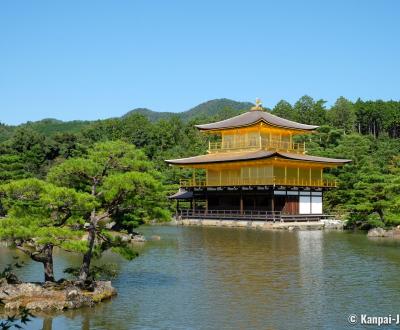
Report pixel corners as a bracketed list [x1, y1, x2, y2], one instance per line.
[284, 194, 287, 215]
[271, 193, 275, 212]
[240, 192, 243, 215]
[271, 191, 275, 222]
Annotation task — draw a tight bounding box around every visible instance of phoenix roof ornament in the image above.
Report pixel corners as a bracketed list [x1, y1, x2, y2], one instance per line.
[251, 98, 263, 111]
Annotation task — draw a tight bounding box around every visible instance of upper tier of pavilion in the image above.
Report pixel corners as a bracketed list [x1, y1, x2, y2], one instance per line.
[166, 99, 351, 166]
[195, 99, 318, 133]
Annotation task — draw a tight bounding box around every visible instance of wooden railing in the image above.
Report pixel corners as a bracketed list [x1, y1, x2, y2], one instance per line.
[177, 210, 336, 222]
[180, 177, 337, 188]
[208, 138, 306, 154]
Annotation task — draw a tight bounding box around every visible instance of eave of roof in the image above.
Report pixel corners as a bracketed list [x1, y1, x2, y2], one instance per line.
[195, 110, 319, 132]
[169, 189, 193, 199]
[165, 150, 352, 166]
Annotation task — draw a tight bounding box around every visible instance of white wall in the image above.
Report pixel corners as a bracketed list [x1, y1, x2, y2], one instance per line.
[311, 196, 322, 214]
[299, 196, 311, 214]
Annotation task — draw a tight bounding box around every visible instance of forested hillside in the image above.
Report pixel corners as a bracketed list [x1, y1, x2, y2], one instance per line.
[0, 119, 92, 140]
[0, 95, 399, 229]
[123, 98, 253, 122]
[122, 108, 177, 121]
[0, 98, 251, 141]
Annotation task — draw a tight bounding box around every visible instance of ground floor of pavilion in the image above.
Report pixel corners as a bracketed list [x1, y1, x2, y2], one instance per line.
[171, 186, 327, 221]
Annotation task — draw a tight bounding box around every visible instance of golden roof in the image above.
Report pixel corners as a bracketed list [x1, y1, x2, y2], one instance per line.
[195, 102, 318, 132]
[166, 150, 351, 166]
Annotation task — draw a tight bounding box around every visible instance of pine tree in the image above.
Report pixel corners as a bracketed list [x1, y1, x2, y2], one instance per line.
[0, 178, 95, 281]
[47, 141, 169, 281]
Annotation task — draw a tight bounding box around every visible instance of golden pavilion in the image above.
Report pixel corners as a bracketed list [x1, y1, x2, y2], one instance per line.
[166, 99, 351, 220]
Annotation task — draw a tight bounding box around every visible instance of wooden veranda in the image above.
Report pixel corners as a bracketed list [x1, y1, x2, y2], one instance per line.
[177, 209, 336, 222]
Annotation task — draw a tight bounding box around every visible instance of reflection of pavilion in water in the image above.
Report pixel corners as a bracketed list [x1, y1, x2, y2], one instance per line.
[298, 230, 325, 325]
[188, 228, 325, 328]
[298, 230, 324, 284]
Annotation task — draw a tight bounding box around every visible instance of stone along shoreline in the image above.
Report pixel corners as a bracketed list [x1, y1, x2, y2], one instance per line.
[172, 218, 344, 230]
[0, 280, 116, 311]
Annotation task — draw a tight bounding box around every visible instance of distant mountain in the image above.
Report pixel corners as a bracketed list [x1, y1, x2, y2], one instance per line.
[0, 98, 255, 140]
[123, 108, 177, 122]
[180, 99, 253, 121]
[124, 99, 254, 122]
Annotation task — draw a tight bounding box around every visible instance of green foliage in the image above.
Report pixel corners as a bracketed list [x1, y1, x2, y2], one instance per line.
[0, 127, 87, 183]
[0, 177, 96, 279]
[306, 128, 400, 228]
[0, 96, 399, 236]
[0, 178, 95, 223]
[354, 99, 400, 138]
[0, 154, 27, 184]
[293, 95, 327, 125]
[46, 141, 169, 279]
[272, 100, 296, 120]
[46, 158, 101, 193]
[110, 246, 138, 260]
[47, 141, 170, 230]
[0, 123, 15, 143]
[327, 96, 356, 133]
[92, 231, 138, 260]
[123, 108, 177, 122]
[21, 118, 90, 136]
[64, 263, 119, 280]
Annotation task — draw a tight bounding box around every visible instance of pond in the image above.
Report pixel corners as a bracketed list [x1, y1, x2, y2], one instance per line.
[2, 225, 400, 329]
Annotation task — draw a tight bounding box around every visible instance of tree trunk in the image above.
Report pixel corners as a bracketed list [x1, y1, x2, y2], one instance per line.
[377, 209, 385, 223]
[42, 317, 53, 330]
[16, 242, 55, 282]
[79, 180, 100, 282]
[79, 214, 97, 281]
[43, 244, 55, 282]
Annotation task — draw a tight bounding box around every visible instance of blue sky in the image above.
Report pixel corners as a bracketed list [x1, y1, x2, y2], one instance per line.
[1, 0, 399, 125]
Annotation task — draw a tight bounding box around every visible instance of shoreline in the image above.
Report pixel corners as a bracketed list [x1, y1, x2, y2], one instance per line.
[171, 218, 344, 231]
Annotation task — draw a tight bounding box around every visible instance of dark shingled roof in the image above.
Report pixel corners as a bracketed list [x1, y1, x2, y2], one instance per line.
[169, 189, 193, 199]
[165, 150, 351, 166]
[195, 110, 319, 131]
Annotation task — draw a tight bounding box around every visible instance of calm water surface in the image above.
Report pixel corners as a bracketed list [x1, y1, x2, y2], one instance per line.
[2, 226, 400, 330]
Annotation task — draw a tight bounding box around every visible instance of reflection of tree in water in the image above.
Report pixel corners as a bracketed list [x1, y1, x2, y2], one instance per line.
[77, 300, 137, 330]
[42, 317, 52, 330]
[36, 298, 137, 330]
[1, 228, 176, 330]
